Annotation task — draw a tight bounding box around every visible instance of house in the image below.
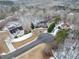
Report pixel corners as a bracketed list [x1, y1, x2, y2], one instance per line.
[60, 21, 70, 30]
[36, 21, 48, 28]
[3, 21, 24, 39]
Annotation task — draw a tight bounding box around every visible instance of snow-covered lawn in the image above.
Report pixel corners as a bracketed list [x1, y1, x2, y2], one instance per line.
[11, 33, 33, 42]
[50, 22, 64, 36]
[50, 57, 55, 59]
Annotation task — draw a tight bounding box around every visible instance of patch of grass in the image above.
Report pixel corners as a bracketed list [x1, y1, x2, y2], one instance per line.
[12, 34, 37, 48]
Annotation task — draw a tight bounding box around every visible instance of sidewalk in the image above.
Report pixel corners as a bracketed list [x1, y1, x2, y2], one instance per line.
[5, 38, 16, 52]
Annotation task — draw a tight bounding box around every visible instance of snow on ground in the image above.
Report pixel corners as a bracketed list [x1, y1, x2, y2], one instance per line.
[11, 33, 33, 42]
[50, 57, 55, 59]
[1, 53, 6, 55]
[54, 31, 79, 59]
[50, 22, 64, 36]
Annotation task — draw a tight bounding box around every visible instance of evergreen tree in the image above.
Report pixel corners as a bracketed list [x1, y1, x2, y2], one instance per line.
[48, 23, 55, 33]
[31, 23, 34, 29]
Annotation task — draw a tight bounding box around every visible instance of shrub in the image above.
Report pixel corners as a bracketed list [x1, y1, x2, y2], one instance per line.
[14, 36, 18, 38]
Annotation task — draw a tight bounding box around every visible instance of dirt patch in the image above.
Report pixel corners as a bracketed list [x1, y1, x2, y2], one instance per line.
[15, 43, 53, 59]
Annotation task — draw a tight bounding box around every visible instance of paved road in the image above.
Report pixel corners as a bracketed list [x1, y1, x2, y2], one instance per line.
[1, 33, 54, 59]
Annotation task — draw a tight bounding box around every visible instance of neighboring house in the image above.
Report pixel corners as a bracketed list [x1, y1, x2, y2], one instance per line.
[35, 21, 48, 28]
[61, 23, 70, 30]
[58, 20, 70, 30]
[32, 17, 48, 28]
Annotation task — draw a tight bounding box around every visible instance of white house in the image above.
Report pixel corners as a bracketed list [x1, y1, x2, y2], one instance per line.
[3, 21, 24, 39]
